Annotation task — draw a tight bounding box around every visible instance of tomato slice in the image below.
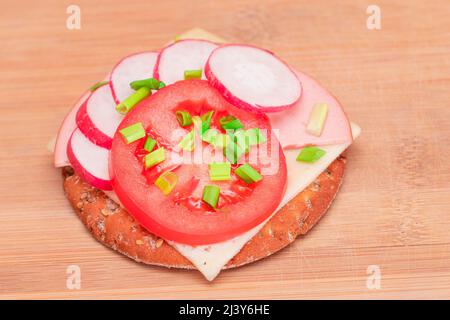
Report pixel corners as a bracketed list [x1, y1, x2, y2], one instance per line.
[110, 80, 287, 245]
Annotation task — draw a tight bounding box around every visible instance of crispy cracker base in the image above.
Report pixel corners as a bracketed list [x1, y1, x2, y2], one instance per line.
[62, 156, 345, 270]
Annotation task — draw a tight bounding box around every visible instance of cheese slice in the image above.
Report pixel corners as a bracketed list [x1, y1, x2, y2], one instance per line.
[170, 122, 361, 281]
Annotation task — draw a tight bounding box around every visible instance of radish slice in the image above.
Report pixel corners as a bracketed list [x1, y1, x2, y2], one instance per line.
[205, 44, 302, 113]
[154, 39, 218, 85]
[54, 91, 91, 167]
[67, 128, 112, 190]
[110, 51, 158, 104]
[76, 84, 123, 149]
[54, 75, 110, 167]
[268, 71, 353, 149]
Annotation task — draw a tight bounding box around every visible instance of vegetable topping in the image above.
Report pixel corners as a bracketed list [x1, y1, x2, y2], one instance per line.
[119, 122, 146, 144]
[155, 171, 178, 195]
[306, 103, 328, 137]
[110, 80, 287, 245]
[116, 87, 151, 114]
[234, 163, 263, 184]
[184, 69, 203, 80]
[208, 162, 231, 181]
[296, 146, 326, 163]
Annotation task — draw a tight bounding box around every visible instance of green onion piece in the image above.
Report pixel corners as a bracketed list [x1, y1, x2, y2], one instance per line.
[158, 81, 166, 89]
[306, 103, 328, 137]
[119, 122, 146, 144]
[219, 115, 244, 131]
[211, 133, 230, 149]
[232, 130, 250, 154]
[296, 146, 326, 163]
[209, 162, 231, 181]
[176, 110, 192, 127]
[192, 115, 203, 133]
[90, 81, 108, 92]
[143, 136, 156, 152]
[202, 185, 220, 209]
[116, 87, 151, 114]
[224, 140, 245, 164]
[184, 69, 202, 80]
[178, 130, 195, 151]
[246, 128, 266, 145]
[200, 110, 214, 133]
[202, 128, 219, 144]
[144, 148, 165, 169]
[154, 171, 178, 195]
[130, 78, 160, 90]
[234, 164, 263, 184]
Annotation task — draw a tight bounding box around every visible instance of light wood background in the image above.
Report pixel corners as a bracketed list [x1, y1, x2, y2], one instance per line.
[0, 0, 449, 299]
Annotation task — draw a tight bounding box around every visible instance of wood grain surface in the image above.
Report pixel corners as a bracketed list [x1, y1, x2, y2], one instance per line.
[0, 0, 450, 299]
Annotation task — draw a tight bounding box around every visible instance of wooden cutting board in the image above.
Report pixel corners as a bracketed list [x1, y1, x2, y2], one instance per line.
[1, 0, 450, 299]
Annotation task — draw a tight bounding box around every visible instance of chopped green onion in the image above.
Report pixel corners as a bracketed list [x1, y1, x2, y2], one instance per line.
[211, 133, 230, 149]
[234, 164, 263, 184]
[202, 185, 220, 209]
[192, 115, 202, 125]
[184, 69, 202, 80]
[116, 87, 151, 114]
[224, 140, 245, 164]
[232, 130, 250, 154]
[90, 81, 108, 92]
[158, 81, 166, 89]
[143, 136, 156, 152]
[144, 148, 165, 168]
[202, 128, 219, 144]
[200, 110, 214, 133]
[219, 115, 244, 131]
[130, 78, 161, 91]
[154, 171, 178, 195]
[178, 130, 195, 151]
[119, 122, 146, 144]
[306, 103, 328, 137]
[209, 162, 231, 181]
[176, 110, 192, 127]
[246, 128, 266, 145]
[296, 146, 326, 163]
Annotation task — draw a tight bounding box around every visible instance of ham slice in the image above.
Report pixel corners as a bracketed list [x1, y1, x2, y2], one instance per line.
[268, 71, 353, 149]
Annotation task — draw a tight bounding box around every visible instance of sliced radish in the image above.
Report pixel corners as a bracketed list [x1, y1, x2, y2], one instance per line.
[67, 128, 112, 190]
[54, 91, 91, 167]
[205, 44, 302, 113]
[154, 39, 218, 85]
[76, 84, 123, 149]
[54, 75, 110, 167]
[268, 71, 353, 149]
[110, 51, 158, 103]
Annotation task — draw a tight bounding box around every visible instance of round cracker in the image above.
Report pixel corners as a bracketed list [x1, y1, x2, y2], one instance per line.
[62, 156, 346, 270]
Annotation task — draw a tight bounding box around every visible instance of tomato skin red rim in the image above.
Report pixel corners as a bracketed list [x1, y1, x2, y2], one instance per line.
[109, 80, 287, 245]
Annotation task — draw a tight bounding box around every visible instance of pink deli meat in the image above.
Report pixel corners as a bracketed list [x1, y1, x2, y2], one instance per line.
[268, 71, 353, 149]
